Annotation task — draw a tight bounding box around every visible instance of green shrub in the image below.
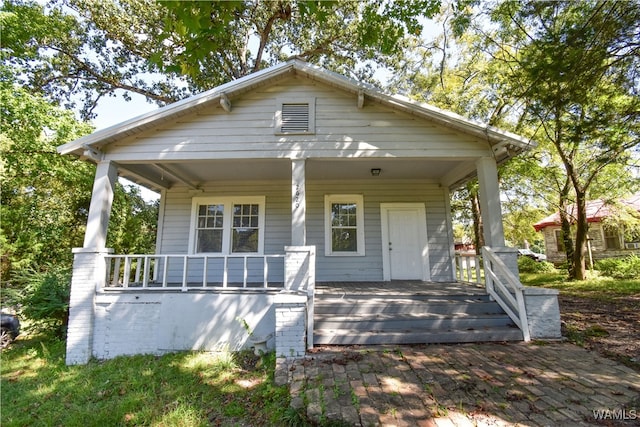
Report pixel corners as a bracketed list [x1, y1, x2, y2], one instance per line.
[518, 256, 557, 273]
[16, 265, 71, 338]
[595, 255, 640, 279]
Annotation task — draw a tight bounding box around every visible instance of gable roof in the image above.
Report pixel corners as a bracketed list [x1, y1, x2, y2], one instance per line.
[58, 59, 534, 160]
[533, 193, 640, 232]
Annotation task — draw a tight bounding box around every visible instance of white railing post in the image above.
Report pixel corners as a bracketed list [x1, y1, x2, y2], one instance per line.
[455, 251, 483, 285]
[202, 255, 208, 288]
[243, 256, 248, 288]
[223, 256, 228, 287]
[181, 257, 188, 291]
[162, 256, 169, 287]
[143, 257, 150, 288]
[263, 256, 269, 288]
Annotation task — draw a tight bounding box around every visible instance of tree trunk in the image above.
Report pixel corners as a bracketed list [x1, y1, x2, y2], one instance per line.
[558, 181, 576, 278]
[470, 189, 484, 255]
[572, 190, 588, 280]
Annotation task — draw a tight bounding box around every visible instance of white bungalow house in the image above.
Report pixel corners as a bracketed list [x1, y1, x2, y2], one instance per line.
[58, 60, 560, 365]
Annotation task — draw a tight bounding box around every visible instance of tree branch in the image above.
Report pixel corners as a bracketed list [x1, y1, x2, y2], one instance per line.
[46, 45, 175, 105]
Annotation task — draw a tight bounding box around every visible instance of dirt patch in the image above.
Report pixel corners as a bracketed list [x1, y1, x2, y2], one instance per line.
[558, 294, 640, 371]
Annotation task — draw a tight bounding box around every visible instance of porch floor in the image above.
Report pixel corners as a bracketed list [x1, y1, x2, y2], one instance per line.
[316, 280, 486, 296]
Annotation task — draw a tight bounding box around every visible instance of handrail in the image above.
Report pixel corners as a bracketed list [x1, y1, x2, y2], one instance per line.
[104, 253, 285, 291]
[481, 247, 531, 341]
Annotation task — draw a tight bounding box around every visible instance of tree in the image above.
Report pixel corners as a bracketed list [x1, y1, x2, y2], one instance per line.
[486, 1, 640, 279]
[390, 1, 639, 274]
[2, 0, 442, 120]
[0, 66, 95, 281]
[388, 19, 532, 253]
[0, 67, 158, 296]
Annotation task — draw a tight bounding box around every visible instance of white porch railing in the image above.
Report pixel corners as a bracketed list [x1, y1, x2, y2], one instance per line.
[482, 247, 531, 341]
[104, 254, 286, 291]
[454, 251, 482, 284]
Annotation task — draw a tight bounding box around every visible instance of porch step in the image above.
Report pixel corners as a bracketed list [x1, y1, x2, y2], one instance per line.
[313, 293, 524, 345]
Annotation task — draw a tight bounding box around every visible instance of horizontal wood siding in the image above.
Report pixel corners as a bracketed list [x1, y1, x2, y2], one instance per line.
[105, 78, 492, 162]
[159, 181, 290, 283]
[158, 179, 454, 283]
[306, 179, 452, 282]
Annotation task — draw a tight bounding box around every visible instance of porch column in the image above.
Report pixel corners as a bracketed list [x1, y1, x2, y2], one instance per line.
[476, 157, 505, 248]
[291, 159, 306, 246]
[83, 160, 118, 249]
[476, 157, 519, 278]
[66, 160, 117, 364]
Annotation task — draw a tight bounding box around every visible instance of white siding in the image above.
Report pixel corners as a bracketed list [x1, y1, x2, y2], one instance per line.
[104, 78, 492, 162]
[307, 180, 453, 282]
[158, 179, 454, 283]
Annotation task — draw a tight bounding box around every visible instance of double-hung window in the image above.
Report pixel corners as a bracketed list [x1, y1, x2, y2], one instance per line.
[190, 196, 265, 254]
[324, 195, 365, 256]
[603, 226, 621, 250]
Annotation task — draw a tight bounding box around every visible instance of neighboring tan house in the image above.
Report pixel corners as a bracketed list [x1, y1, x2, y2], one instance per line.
[58, 60, 560, 365]
[533, 193, 640, 264]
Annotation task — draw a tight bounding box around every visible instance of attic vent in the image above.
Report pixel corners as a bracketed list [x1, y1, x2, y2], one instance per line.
[281, 103, 309, 133]
[275, 98, 315, 135]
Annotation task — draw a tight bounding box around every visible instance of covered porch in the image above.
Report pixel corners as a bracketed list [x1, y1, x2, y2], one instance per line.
[64, 153, 562, 364]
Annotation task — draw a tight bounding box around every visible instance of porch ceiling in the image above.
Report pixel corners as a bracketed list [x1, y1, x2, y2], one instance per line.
[116, 158, 474, 191]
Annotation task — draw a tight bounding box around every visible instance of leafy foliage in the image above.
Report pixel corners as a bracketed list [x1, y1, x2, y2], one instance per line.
[595, 255, 640, 280]
[0, 68, 158, 316]
[517, 256, 556, 274]
[391, 1, 640, 277]
[0, 66, 94, 280]
[2, 0, 442, 120]
[487, 1, 640, 279]
[15, 265, 71, 337]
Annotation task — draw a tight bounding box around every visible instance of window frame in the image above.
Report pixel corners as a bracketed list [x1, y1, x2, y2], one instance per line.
[324, 194, 365, 257]
[602, 226, 622, 250]
[554, 229, 565, 252]
[274, 97, 316, 135]
[188, 196, 266, 255]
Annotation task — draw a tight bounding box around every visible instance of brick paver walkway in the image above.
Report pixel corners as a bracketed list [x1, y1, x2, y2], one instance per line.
[276, 343, 640, 426]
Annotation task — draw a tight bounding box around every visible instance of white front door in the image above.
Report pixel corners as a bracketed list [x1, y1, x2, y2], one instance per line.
[381, 204, 430, 281]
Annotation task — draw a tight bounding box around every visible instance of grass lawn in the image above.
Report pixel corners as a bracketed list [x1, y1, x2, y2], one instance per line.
[519, 270, 640, 300]
[1, 336, 303, 427]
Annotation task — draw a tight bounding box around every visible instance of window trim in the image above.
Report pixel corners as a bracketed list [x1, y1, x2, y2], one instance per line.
[602, 225, 622, 250]
[554, 229, 565, 252]
[188, 196, 266, 255]
[324, 194, 365, 257]
[274, 97, 316, 135]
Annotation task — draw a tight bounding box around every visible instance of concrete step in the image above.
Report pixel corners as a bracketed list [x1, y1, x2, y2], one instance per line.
[314, 299, 506, 316]
[314, 313, 516, 332]
[313, 292, 524, 345]
[313, 327, 524, 345]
